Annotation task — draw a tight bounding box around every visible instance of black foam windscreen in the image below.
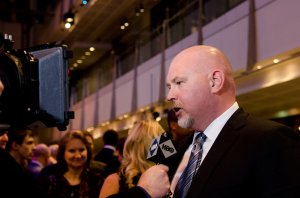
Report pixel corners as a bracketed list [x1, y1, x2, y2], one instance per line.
[147, 132, 177, 164]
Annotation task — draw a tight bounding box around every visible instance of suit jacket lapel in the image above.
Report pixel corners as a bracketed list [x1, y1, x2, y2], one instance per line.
[187, 108, 249, 196]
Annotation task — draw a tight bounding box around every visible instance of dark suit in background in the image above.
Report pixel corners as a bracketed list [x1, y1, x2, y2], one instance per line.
[94, 146, 120, 175]
[94, 129, 121, 175]
[0, 148, 35, 198]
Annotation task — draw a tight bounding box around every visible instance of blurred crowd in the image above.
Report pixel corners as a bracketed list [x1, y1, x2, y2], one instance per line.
[0, 109, 186, 198]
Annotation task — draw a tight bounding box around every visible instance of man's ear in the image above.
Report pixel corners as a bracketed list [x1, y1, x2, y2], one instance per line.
[209, 70, 224, 93]
[11, 141, 20, 150]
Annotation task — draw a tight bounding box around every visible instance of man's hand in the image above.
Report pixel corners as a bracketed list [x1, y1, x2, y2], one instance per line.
[137, 164, 170, 198]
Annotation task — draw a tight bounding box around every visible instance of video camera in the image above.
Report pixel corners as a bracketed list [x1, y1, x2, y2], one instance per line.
[0, 33, 74, 131]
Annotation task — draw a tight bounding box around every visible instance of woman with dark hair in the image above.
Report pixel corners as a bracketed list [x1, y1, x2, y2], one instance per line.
[36, 130, 105, 198]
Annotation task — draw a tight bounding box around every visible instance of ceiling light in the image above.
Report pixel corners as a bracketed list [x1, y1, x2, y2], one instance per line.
[85, 51, 91, 56]
[63, 11, 75, 29]
[139, 4, 144, 13]
[86, 127, 94, 132]
[66, 18, 73, 23]
[273, 59, 280, 63]
[82, 0, 89, 6]
[135, 7, 140, 16]
[123, 114, 129, 118]
[65, 23, 72, 29]
[275, 110, 288, 118]
[77, 60, 83, 64]
[123, 18, 129, 27]
[120, 19, 129, 30]
[89, 47, 95, 51]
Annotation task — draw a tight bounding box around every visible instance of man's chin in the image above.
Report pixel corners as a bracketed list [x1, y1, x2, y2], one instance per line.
[178, 117, 193, 128]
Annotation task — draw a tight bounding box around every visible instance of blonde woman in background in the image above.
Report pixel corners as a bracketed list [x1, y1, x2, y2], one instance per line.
[99, 120, 164, 198]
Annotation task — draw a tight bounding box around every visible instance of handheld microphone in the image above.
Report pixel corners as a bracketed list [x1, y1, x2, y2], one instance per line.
[147, 132, 177, 164]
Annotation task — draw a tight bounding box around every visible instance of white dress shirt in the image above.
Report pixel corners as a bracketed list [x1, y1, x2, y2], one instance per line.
[103, 144, 116, 151]
[169, 102, 239, 196]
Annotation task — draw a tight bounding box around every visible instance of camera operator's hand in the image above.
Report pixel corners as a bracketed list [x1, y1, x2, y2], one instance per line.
[0, 80, 4, 96]
[137, 164, 170, 198]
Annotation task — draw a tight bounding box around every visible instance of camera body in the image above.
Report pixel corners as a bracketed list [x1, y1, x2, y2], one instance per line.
[0, 33, 74, 131]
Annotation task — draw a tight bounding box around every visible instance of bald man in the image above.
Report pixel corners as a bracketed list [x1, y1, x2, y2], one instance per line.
[107, 46, 300, 198]
[28, 143, 50, 179]
[165, 45, 300, 198]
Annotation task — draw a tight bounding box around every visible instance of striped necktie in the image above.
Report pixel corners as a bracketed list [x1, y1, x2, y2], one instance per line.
[173, 132, 207, 198]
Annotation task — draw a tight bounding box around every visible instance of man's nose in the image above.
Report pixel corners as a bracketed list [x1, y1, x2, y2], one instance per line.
[3, 133, 8, 141]
[167, 88, 176, 102]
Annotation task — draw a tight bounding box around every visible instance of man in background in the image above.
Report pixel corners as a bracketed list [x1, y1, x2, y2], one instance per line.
[0, 128, 36, 197]
[83, 130, 107, 175]
[94, 129, 120, 175]
[28, 143, 50, 179]
[6, 129, 35, 167]
[0, 130, 8, 149]
[48, 143, 59, 165]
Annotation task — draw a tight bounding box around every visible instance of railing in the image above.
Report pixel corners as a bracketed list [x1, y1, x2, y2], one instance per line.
[72, 0, 246, 103]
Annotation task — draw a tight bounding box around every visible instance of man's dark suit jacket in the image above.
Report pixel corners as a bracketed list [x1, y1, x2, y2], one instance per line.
[110, 108, 300, 198]
[94, 147, 120, 175]
[169, 108, 300, 198]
